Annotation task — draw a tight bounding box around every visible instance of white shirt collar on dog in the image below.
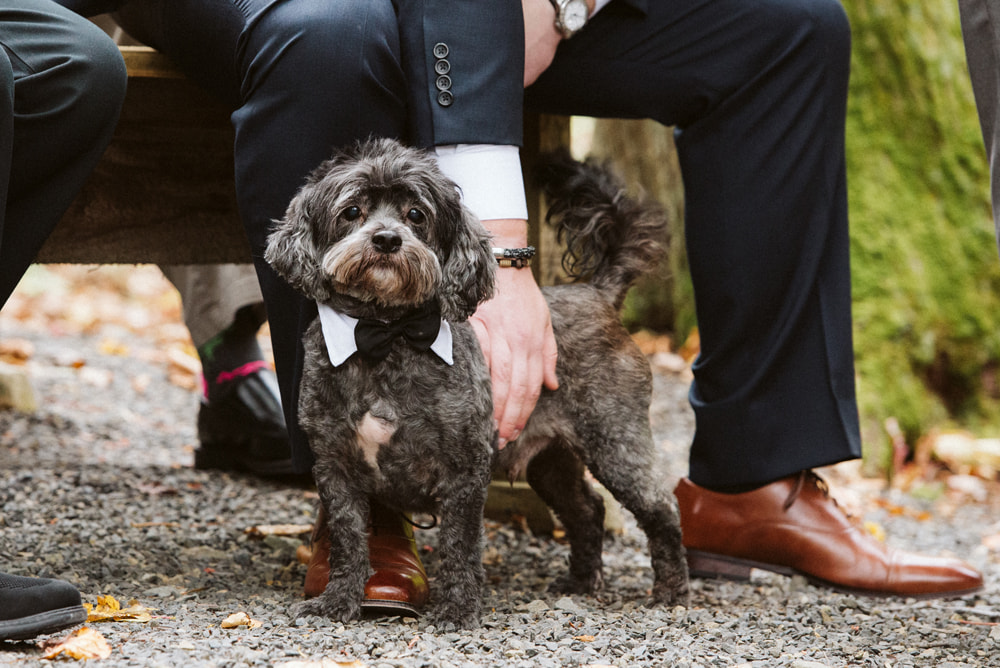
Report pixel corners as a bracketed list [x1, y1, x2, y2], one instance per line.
[316, 303, 454, 366]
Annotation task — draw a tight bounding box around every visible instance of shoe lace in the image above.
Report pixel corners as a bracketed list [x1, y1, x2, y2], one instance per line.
[782, 470, 848, 517]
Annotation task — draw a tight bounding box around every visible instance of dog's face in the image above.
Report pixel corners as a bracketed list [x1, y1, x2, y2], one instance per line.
[265, 138, 495, 321]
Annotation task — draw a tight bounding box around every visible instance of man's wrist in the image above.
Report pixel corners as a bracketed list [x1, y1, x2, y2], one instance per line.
[483, 218, 529, 248]
[548, 0, 597, 39]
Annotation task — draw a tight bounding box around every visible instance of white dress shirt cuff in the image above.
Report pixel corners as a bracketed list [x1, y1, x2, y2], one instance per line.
[434, 144, 528, 221]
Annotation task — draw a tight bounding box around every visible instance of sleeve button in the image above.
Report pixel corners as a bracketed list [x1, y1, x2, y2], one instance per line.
[433, 42, 449, 59]
[437, 90, 454, 107]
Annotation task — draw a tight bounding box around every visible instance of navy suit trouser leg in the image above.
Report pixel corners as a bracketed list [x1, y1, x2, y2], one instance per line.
[527, 0, 862, 488]
[960, 0, 1000, 249]
[113, 0, 408, 472]
[0, 0, 126, 307]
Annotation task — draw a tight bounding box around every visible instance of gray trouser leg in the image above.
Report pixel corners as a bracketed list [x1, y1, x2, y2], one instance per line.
[160, 264, 263, 347]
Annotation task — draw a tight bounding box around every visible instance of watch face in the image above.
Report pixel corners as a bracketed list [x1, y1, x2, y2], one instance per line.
[564, 1, 588, 31]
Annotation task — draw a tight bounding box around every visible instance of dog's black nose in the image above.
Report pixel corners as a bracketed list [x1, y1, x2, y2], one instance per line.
[372, 230, 402, 254]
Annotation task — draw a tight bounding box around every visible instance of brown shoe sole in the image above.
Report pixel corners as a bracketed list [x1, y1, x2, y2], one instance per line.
[360, 599, 420, 617]
[686, 548, 985, 601]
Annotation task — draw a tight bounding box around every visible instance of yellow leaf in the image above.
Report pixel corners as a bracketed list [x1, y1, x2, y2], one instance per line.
[221, 611, 262, 629]
[41, 627, 112, 660]
[84, 595, 154, 623]
[99, 338, 130, 356]
[863, 521, 886, 543]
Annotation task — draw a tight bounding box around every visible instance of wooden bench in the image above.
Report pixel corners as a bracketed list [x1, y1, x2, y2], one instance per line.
[38, 45, 570, 284]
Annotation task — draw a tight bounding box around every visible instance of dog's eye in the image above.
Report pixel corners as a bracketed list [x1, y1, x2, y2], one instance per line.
[406, 208, 425, 224]
[343, 206, 362, 221]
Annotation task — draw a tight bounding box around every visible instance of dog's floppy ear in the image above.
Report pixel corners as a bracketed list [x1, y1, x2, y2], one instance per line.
[264, 180, 333, 303]
[438, 199, 496, 322]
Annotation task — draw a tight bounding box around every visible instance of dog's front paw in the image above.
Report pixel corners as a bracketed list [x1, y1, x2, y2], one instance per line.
[292, 594, 363, 623]
[650, 572, 691, 608]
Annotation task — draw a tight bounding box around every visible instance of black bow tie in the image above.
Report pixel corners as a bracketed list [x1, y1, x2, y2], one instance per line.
[354, 303, 442, 362]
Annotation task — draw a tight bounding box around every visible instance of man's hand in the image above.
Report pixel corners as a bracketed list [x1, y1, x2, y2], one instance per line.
[523, 0, 563, 86]
[471, 220, 559, 447]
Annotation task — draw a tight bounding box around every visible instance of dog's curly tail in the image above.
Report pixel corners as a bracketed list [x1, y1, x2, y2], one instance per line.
[533, 149, 670, 310]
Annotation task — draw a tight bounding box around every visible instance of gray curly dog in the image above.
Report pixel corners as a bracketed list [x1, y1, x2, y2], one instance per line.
[264, 137, 689, 629]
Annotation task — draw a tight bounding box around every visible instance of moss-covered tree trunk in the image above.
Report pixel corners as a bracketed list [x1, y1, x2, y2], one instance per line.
[589, 0, 1000, 471]
[586, 119, 692, 334]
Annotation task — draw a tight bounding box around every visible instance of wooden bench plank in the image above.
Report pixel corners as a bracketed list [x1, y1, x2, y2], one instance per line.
[38, 47, 249, 265]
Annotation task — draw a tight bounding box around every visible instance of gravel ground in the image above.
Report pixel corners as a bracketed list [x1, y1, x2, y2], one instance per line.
[2, 268, 1000, 667]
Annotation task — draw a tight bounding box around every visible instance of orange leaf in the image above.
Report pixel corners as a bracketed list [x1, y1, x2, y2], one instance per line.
[41, 627, 112, 660]
[0, 338, 34, 363]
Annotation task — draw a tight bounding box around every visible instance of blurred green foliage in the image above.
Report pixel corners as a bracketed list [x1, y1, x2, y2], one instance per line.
[845, 0, 1000, 467]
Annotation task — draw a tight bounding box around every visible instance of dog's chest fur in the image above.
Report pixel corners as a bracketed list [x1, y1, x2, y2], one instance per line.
[298, 317, 494, 509]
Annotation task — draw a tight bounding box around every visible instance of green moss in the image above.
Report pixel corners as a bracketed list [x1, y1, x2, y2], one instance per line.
[844, 0, 1000, 469]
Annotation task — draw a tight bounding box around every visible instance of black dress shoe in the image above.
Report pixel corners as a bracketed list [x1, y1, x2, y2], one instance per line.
[195, 366, 307, 481]
[0, 572, 87, 641]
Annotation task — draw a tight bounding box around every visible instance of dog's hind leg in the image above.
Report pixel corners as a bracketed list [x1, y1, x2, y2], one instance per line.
[582, 434, 691, 607]
[525, 441, 606, 595]
[429, 482, 487, 630]
[293, 484, 371, 622]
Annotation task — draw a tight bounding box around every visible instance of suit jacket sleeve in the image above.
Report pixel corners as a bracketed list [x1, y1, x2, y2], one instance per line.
[397, 0, 524, 149]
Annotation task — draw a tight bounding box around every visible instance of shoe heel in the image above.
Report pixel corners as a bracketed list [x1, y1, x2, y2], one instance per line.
[686, 549, 753, 581]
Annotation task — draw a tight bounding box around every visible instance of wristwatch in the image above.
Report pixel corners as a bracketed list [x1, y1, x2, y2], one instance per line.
[548, 0, 590, 39]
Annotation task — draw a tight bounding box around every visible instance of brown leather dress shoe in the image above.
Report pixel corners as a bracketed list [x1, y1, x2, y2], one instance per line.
[676, 471, 984, 599]
[304, 502, 429, 616]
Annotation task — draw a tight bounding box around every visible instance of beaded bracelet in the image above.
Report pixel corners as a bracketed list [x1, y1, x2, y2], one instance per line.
[492, 246, 536, 269]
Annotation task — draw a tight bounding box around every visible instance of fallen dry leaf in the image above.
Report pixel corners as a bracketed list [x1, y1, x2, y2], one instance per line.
[0, 337, 34, 364]
[574, 634, 597, 642]
[85, 595, 154, 623]
[166, 345, 201, 390]
[863, 520, 886, 542]
[678, 327, 700, 362]
[983, 533, 1000, 552]
[630, 330, 674, 356]
[131, 373, 152, 394]
[221, 611, 263, 629]
[99, 338, 130, 356]
[871, 498, 932, 521]
[79, 366, 113, 388]
[244, 523, 313, 538]
[277, 661, 368, 668]
[929, 431, 1000, 478]
[130, 521, 180, 529]
[40, 627, 111, 660]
